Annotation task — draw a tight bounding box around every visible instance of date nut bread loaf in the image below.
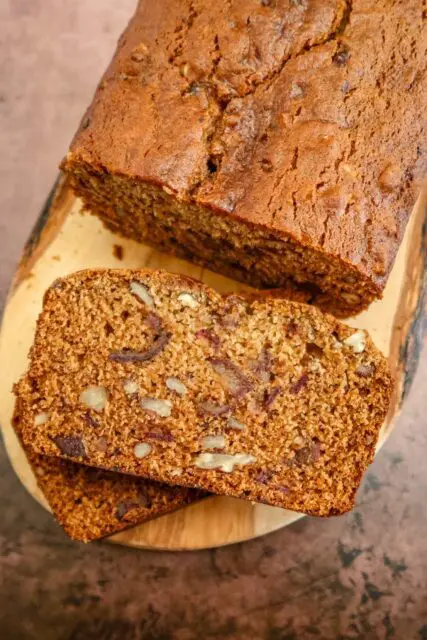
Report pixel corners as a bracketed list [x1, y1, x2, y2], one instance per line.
[15, 269, 393, 517]
[61, 0, 427, 316]
[12, 401, 202, 543]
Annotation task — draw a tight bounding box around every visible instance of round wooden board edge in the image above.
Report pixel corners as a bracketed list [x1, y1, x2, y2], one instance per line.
[1, 179, 426, 550]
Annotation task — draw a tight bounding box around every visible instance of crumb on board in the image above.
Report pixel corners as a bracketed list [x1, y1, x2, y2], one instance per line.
[113, 244, 124, 261]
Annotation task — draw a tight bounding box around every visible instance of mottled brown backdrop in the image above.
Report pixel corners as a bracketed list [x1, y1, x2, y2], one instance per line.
[0, 2, 426, 639]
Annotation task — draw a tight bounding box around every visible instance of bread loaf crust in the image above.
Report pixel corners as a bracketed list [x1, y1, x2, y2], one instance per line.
[62, 0, 427, 314]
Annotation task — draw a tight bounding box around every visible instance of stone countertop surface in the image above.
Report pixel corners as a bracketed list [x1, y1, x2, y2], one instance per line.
[0, 2, 426, 639]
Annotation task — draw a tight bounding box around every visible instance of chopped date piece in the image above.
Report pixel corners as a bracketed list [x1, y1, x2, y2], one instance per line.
[295, 446, 311, 464]
[286, 321, 298, 337]
[138, 490, 153, 509]
[255, 470, 273, 484]
[83, 412, 99, 428]
[196, 328, 221, 349]
[116, 501, 140, 521]
[263, 386, 282, 409]
[198, 401, 230, 416]
[252, 347, 273, 382]
[144, 431, 174, 442]
[208, 358, 252, 398]
[333, 45, 351, 66]
[109, 331, 171, 363]
[290, 373, 309, 395]
[145, 312, 163, 331]
[53, 435, 87, 458]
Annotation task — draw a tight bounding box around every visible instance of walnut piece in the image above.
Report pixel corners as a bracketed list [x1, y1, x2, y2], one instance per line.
[332, 337, 343, 350]
[79, 385, 108, 412]
[178, 292, 199, 309]
[123, 380, 138, 395]
[130, 281, 155, 307]
[141, 397, 172, 417]
[201, 434, 226, 450]
[170, 467, 183, 477]
[193, 452, 256, 472]
[343, 330, 366, 353]
[166, 377, 187, 395]
[34, 412, 48, 426]
[290, 82, 304, 98]
[134, 442, 153, 458]
[227, 416, 245, 430]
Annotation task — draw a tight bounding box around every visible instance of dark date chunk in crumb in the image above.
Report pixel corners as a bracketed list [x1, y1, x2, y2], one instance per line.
[109, 331, 171, 363]
[263, 386, 282, 409]
[115, 501, 140, 521]
[138, 489, 153, 509]
[290, 373, 308, 395]
[113, 244, 124, 260]
[333, 46, 351, 66]
[53, 435, 87, 458]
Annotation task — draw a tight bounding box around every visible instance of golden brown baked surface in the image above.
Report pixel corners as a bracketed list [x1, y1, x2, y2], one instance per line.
[62, 0, 426, 315]
[16, 269, 393, 517]
[12, 402, 202, 543]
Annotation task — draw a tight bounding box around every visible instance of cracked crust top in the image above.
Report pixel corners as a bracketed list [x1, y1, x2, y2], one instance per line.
[67, 0, 426, 290]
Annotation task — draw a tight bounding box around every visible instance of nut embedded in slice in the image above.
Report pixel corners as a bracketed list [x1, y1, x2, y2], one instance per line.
[177, 292, 199, 309]
[109, 331, 171, 364]
[34, 412, 48, 426]
[53, 435, 87, 458]
[123, 379, 139, 395]
[343, 330, 366, 353]
[263, 386, 282, 409]
[130, 281, 155, 307]
[79, 385, 108, 412]
[227, 416, 245, 430]
[141, 397, 172, 417]
[166, 377, 187, 395]
[134, 442, 153, 458]
[201, 434, 227, 450]
[193, 452, 256, 472]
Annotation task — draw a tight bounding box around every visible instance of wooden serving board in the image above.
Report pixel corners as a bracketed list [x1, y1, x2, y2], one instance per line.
[0, 177, 425, 550]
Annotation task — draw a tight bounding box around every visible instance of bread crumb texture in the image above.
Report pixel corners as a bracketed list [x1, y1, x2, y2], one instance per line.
[15, 269, 393, 517]
[12, 402, 202, 543]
